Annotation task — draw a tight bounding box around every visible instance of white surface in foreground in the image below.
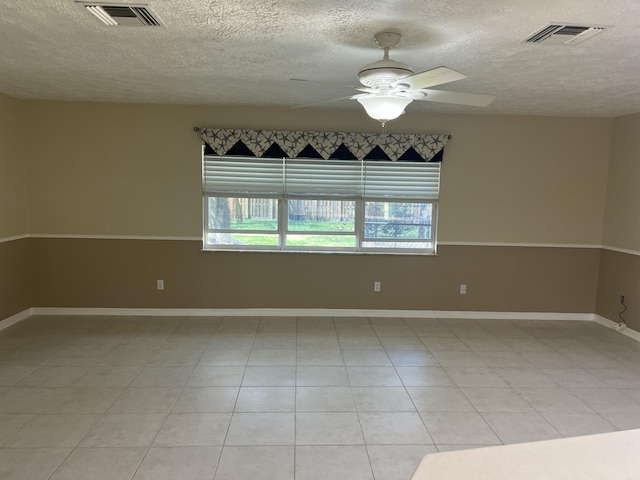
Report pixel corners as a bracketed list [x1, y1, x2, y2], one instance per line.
[412, 429, 640, 480]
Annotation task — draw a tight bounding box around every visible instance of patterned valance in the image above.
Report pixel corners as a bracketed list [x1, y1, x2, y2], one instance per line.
[196, 128, 451, 162]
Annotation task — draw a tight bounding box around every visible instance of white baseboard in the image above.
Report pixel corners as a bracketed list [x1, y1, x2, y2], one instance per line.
[0, 308, 34, 332]
[4, 307, 638, 343]
[30, 307, 595, 321]
[593, 315, 640, 342]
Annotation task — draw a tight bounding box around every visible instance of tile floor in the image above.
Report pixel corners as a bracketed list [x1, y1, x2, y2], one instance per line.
[0, 315, 640, 480]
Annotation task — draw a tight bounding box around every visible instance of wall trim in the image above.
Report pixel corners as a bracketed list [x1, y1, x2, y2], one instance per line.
[7, 236, 640, 256]
[5, 308, 637, 343]
[0, 308, 34, 332]
[593, 315, 640, 342]
[0, 234, 29, 244]
[28, 234, 202, 241]
[30, 307, 595, 321]
[601, 245, 640, 257]
[439, 241, 601, 249]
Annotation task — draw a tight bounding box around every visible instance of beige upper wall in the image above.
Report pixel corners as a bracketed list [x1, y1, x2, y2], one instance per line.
[0, 94, 28, 239]
[602, 113, 640, 251]
[24, 100, 611, 244]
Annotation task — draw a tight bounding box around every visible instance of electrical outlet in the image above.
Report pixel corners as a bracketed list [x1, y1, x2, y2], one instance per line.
[460, 284, 467, 295]
[374, 281, 381, 292]
[157, 279, 164, 290]
[620, 295, 625, 305]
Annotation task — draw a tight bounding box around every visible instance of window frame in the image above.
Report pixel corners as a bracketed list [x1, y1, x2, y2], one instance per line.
[202, 155, 439, 255]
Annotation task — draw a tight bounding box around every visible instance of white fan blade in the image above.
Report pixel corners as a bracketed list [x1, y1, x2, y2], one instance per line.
[415, 89, 495, 107]
[391, 66, 466, 90]
[291, 95, 355, 109]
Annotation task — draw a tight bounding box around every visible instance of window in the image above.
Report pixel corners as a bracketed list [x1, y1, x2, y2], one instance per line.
[203, 155, 439, 254]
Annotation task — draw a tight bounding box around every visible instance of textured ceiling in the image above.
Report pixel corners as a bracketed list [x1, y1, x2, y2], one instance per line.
[0, 0, 638, 117]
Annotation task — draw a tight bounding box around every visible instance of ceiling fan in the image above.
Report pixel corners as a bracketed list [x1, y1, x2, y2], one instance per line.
[297, 32, 495, 125]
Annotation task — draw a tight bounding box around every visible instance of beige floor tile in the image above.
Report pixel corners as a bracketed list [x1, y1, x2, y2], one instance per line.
[296, 336, 340, 350]
[541, 412, 617, 437]
[347, 366, 402, 387]
[358, 412, 433, 445]
[17, 366, 89, 387]
[395, 367, 455, 387]
[475, 351, 533, 368]
[107, 387, 181, 413]
[492, 368, 558, 388]
[215, 446, 294, 480]
[521, 351, 579, 369]
[296, 349, 344, 366]
[431, 351, 487, 367]
[7, 414, 99, 448]
[0, 387, 60, 413]
[146, 346, 205, 366]
[80, 413, 167, 447]
[461, 387, 534, 413]
[386, 350, 439, 367]
[351, 387, 415, 412]
[225, 412, 294, 445]
[172, 387, 239, 413]
[153, 413, 232, 446]
[252, 335, 296, 349]
[420, 338, 470, 352]
[198, 349, 250, 366]
[338, 337, 384, 350]
[444, 367, 508, 387]
[296, 412, 364, 445]
[0, 414, 35, 445]
[515, 387, 595, 413]
[242, 366, 295, 386]
[295, 445, 373, 480]
[50, 447, 147, 480]
[188, 366, 245, 387]
[0, 448, 72, 480]
[379, 337, 427, 350]
[0, 366, 36, 386]
[44, 387, 124, 414]
[130, 366, 194, 387]
[568, 387, 640, 413]
[600, 413, 640, 430]
[407, 386, 475, 412]
[542, 368, 609, 388]
[481, 412, 562, 444]
[133, 446, 221, 480]
[296, 387, 355, 412]
[247, 349, 297, 366]
[341, 350, 392, 366]
[235, 387, 295, 412]
[420, 412, 501, 445]
[74, 366, 142, 387]
[296, 366, 349, 386]
[367, 445, 437, 480]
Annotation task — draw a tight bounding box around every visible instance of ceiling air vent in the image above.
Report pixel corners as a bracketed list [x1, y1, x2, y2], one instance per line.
[78, 2, 162, 26]
[524, 23, 605, 46]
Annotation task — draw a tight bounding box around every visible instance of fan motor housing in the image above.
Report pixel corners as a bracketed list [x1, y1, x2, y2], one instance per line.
[358, 59, 413, 88]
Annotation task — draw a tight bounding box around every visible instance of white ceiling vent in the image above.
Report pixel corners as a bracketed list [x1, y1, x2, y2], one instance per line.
[78, 2, 162, 26]
[524, 23, 605, 46]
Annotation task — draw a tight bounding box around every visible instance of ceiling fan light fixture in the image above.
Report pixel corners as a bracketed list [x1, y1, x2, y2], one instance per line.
[357, 95, 412, 123]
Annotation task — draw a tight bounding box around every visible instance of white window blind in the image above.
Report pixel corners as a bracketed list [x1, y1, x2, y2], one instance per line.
[285, 159, 363, 197]
[364, 162, 440, 200]
[202, 157, 284, 195]
[203, 156, 441, 200]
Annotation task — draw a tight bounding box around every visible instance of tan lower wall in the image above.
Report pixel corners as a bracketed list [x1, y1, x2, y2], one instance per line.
[596, 249, 640, 330]
[0, 239, 31, 320]
[27, 238, 599, 314]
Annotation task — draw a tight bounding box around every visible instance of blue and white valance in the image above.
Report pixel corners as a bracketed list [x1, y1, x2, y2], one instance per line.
[196, 128, 451, 162]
